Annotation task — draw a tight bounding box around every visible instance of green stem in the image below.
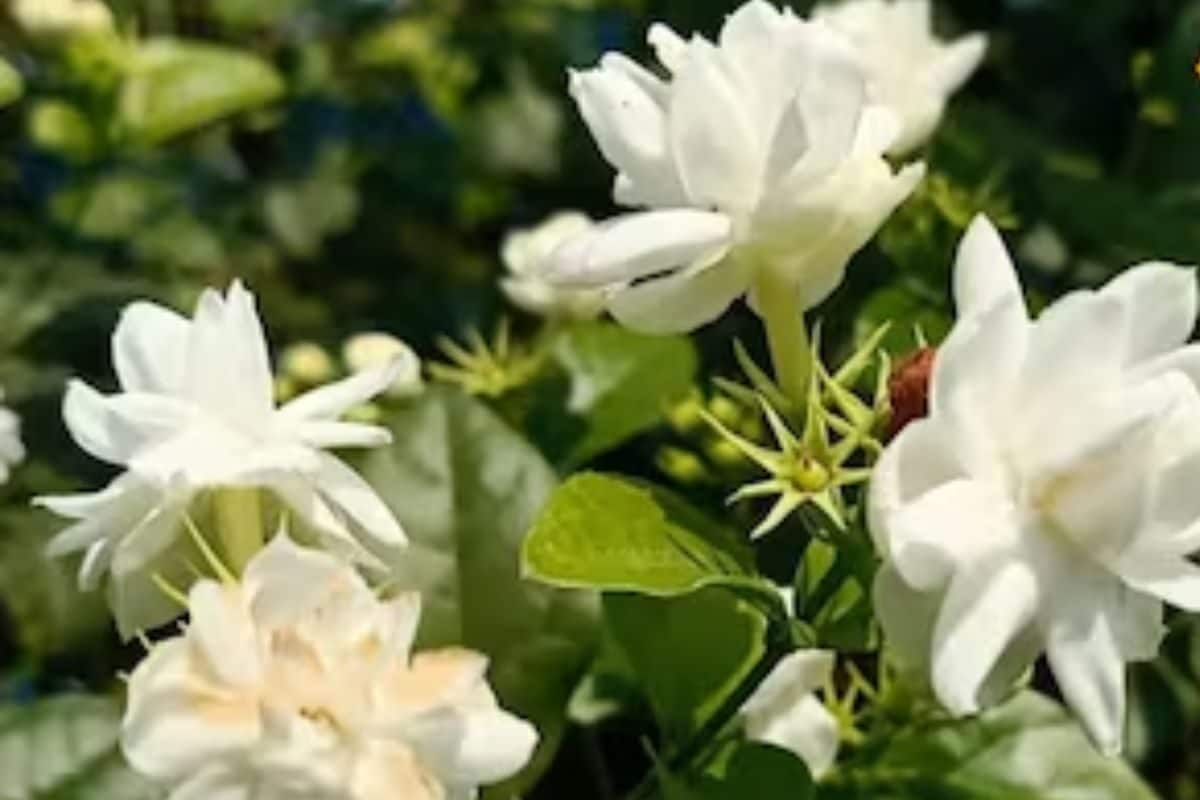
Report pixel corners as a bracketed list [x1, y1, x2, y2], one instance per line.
[623, 624, 791, 800]
[214, 488, 264, 577]
[754, 269, 811, 411]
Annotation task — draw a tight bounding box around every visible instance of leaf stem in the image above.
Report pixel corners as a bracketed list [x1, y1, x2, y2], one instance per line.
[623, 621, 791, 800]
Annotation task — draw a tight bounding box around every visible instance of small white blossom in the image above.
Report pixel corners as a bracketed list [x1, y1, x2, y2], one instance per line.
[814, 0, 986, 155]
[549, 0, 923, 334]
[501, 212, 606, 320]
[122, 535, 538, 800]
[0, 392, 25, 484]
[11, 0, 114, 36]
[343, 333, 424, 398]
[870, 215, 1200, 754]
[741, 650, 839, 777]
[38, 282, 406, 635]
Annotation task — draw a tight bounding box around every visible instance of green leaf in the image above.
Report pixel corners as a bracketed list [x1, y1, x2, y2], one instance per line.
[119, 40, 285, 145]
[697, 743, 814, 800]
[553, 323, 698, 466]
[830, 692, 1159, 799]
[357, 386, 598, 794]
[522, 472, 758, 597]
[605, 588, 767, 742]
[0, 510, 111, 663]
[0, 695, 161, 800]
[0, 59, 24, 108]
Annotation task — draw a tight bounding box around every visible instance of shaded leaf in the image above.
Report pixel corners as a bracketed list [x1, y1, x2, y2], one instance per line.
[357, 386, 598, 793]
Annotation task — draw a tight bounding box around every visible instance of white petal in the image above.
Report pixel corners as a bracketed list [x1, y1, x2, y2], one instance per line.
[549, 210, 732, 287]
[168, 767, 254, 800]
[291, 421, 393, 450]
[606, 255, 745, 334]
[647, 23, 687, 74]
[447, 708, 540, 785]
[268, 477, 381, 568]
[1022, 291, 1128, 408]
[668, 38, 759, 208]
[1101, 262, 1197, 365]
[930, 33, 988, 95]
[788, 28, 867, 182]
[872, 565, 937, 673]
[278, 361, 403, 424]
[868, 417, 966, 557]
[244, 533, 346, 628]
[62, 381, 192, 466]
[1044, 597, 1127, 756]
[112, 301, 191, 394]
[741, 650, 834, 719]
[746, 695, 839, 779]
[931, 558, 1039, 715]
[885, 478, 1016, 591]
[1115, 549, 1200, 611]
[187, 581, 261, 688]
[122, 639, 259, 781]
[185, 282, 274, 430]
[316, 453, 408, 548]
[952, 215, 1025, 320]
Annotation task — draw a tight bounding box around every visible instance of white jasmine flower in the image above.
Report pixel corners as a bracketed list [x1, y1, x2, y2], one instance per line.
[11, 0, 114, 36]
[343, 333, 424, 398]
[550, 0, 924, 334]
[815, 0, 987, 155]
[741, 650, 839, 777]
[122, 536, 538, 800]
[501, 212, 606, 321]
[870, 215, 1200, 754]
[0, 392, 25, 484]
[38, 282, 407, 634]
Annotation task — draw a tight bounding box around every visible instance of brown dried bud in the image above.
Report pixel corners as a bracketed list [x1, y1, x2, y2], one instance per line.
[886, 347, 936, 440]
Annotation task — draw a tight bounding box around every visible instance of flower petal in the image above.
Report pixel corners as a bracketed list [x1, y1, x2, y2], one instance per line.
[187, 580, 261, 688]
[746, 695, 839, 779]
[112, 301, 191, 395]
[952, 215, 1025, 321]
[549, 209, 732, 287]
[316, 453, 408, 548]
[1101, 262, 1197, 366]
[1044, 594, 1128, 756]
[606, 254, 745, 334]
[185, 281, 274, 430]
[277, 361, 402, 425]
[63, 381, 192, 467]
[122, 639, 259, 781]
[930, 33, 988, 95]
[244, 533, 347, 628]
[931, 557, 1039, 716]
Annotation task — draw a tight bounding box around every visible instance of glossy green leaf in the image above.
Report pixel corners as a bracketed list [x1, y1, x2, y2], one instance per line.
[522, 472, 757, 597]
[0, 695, 161, 800]
[553, 323, 698, 466]
[119, 40, 285, 144]
[829, 692, 1159, 799]
[357, 386, 598, 794]
[605, 588, 768, 743]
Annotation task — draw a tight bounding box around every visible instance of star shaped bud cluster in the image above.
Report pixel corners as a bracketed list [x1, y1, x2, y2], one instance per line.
[429, 318, 545, 399]
[704, 325, 892, 538]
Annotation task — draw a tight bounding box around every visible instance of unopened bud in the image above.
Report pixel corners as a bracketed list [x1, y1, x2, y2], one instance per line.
[343, 332, 424, 398]
[344, 403, 383, 425]
[666, 391, 704, 435]
[887, 347, 936, 439]
[708, 395, 742, 428]
[282, 342, 335, 386]
[705, 437, 745, 468]
[655, 446, 708, 485]
[791, 457, 830, 493]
